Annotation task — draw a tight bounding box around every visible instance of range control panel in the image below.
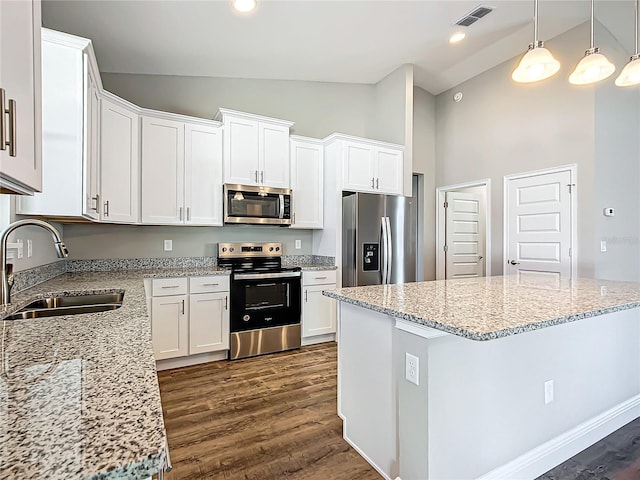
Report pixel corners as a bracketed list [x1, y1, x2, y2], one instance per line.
[218, 242, 282, 258]
[362, 243, 379, 272]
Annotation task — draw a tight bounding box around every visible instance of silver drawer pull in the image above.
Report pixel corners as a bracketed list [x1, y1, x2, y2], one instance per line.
[201, 283, 220, 286]
[314, 276, 328, 280]
[161, 285, 181, 289]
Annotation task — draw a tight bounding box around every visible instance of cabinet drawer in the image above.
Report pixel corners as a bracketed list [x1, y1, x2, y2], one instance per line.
[303, 270, 337, 286]
[151, 278, 188, 296]
[190, 275, 230, 294]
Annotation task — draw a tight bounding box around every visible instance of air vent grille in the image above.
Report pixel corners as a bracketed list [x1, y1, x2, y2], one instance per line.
[455, 5, 494, 27]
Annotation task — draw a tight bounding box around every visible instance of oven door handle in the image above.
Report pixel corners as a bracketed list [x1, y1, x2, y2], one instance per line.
[279, 194, 285, 219]
[234, 271, 301, 280]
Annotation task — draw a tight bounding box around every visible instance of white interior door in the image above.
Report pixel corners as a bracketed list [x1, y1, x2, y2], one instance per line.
[505, 169, 573, 282]
[445, 191, 485, 279]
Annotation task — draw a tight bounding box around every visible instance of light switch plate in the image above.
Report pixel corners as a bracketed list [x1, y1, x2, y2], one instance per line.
[163, 240, 173, 252]
[295, 239, 302, 249]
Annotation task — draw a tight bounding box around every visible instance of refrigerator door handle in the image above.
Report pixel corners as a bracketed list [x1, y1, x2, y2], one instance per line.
[381, 217, 388, 284]
[385, 216, 393, 283]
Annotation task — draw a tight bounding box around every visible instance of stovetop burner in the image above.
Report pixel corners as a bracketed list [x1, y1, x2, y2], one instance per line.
[217, 242, 300, 274]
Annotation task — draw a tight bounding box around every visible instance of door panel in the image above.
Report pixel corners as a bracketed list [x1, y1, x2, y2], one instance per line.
[506, 169, 572, 278]
[189, 292, 229, 354]
[355, 193, 384, 286]
[260, 123, 290, 188]
[386, 195, 416, 284]
[445, 191, 485, 279]
[375, 147, 403, 195]
[223, 117, 258, 185]
[151, 295, 188, 360]
[343, 142, 375, 192]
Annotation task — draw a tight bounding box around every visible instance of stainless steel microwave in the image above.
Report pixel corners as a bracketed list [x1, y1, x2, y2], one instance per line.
[223, 184, 292, 226]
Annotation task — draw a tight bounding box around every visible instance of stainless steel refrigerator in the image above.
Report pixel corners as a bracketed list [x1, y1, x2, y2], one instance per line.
[342, 192, 417, 287]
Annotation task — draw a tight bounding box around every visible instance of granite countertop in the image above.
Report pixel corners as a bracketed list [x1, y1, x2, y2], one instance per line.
[284, 263, 337, 271]
[0, 271, 175, 480]
[324, 275, 640, 341]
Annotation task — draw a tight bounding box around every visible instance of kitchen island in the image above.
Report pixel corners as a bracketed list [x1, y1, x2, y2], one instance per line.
[325, 275, 640, 480]
[0, 268, 221, 480]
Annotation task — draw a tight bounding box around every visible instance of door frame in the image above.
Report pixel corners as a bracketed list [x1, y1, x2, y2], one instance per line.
[435, 179, 491, 280]
[503, 164, 577, 279]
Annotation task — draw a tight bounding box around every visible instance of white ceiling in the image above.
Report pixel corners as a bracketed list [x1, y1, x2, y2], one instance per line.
[42, 0, 636, 95]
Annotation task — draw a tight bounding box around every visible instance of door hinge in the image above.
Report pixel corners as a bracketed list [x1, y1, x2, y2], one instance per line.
[444, 245, 449, 253]
[444, 201, 449, 208]
[567, 183, 576, 194]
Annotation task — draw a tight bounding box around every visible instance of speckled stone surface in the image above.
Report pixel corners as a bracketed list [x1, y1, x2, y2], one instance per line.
[324, 275, 640, 341]
[0, 272, 168, 479]
[11, 260, 67, 294]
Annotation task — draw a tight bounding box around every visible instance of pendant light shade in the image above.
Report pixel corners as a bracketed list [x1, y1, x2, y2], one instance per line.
[615, 0, 640, 87]
[512, 0, 560, 83]
[569, 0, 615, 85]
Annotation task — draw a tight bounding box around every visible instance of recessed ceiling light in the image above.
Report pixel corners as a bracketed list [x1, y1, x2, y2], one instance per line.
[449, 32, 466, 44]
[232, 0, 257, 13]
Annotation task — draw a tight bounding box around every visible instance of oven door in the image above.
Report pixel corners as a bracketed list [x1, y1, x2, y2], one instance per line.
[224, 184, 291, 225]
[230, 271, 301, 332]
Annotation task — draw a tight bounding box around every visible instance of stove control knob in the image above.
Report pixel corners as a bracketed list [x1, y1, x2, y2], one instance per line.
[222, 247, 227, 252]
[275, 246, 280, 252]
[229, 247, 234, 252]
[269, 247, 274, 252]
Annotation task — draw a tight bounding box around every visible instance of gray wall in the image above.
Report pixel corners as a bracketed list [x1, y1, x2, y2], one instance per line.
[412, 87, 436, 280]
[435, 23, 598, 277]
[102, 73, 376, 139]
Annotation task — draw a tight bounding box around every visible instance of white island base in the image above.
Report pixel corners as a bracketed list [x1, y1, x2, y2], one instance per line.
[337, 301, 640, 480]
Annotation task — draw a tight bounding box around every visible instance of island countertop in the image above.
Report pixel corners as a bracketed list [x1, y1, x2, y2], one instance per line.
[324, 275, 640, 340]
[0, 269, 233, 479]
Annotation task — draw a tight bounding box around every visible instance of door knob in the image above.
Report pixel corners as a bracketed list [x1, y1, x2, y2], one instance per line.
[509, 260, 520, 265]
[478, 255, 484, 260]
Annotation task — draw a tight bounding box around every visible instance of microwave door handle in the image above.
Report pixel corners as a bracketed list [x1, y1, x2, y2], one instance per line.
[279, 194, 285, 219]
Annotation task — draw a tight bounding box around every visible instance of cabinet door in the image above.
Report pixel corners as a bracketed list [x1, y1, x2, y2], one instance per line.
[302, 284, 337, 337]
[375, 147, 403, 195]
[100, 98, 139, 223]
[141, 116, 184, 224]
[83, 61, 100, 220]
[151, 295, 189, 360]
[259, 122, 290, 188]
[290, 139, 323, 229]
[223, 116, 258, 185]
[184, 123, 223, 226]
[189, 292, 230, 355]
[0, 0, 42, 194]
[342, 141, 376, 192]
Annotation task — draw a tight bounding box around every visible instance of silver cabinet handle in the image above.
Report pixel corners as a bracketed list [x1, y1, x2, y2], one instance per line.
[509, 260, 520, 265]
[181, 299, 185, 314]
[202, 283, 219, 286]
[6, 99, 16, 157]
[254, 170, 258, 183]
[478, 255, 484, 260]
[292, 212, 296, 224]
[314, 276, 328, 280]
[91, 194, 100, 212]
[186, 207, 191, 221]
[371, 177, 375, 188]
[161, 285, 181, 289]
[376, 178, 379, 189]
[0, 89, 5, 151]
[179, 207, 183, 221]
[261, 170, 264, 183]
[304, 289, 308, 302]
[103, 200, 110, 217]
[224, 295, 228, 310]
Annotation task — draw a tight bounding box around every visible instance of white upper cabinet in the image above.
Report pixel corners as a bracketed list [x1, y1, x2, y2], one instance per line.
[216, 108, 293, 189]
[141, 111, 222, 226]
[0, 0, 42, 195]
[17, 29, 101, 219]
[340, 137, 403, 195]
[100, 93, 140, 223]
[290, 136, 323, 229]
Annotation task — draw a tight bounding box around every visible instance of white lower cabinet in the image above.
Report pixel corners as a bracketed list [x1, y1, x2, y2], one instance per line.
[150, 276, 229, 362]
[302, 270, 337, 342]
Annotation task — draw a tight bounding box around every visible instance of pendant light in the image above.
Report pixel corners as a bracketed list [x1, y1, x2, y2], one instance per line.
[615, 0, 640, 87]
[569, 0, 615, 85]
[512, 0, 560, 83]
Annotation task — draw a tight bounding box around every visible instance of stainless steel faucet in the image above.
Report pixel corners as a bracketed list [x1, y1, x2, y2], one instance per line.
[1, 219, 69, 306]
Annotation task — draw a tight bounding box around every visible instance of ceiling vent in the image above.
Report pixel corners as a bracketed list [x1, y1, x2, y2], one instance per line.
[455, 5, 494, 27]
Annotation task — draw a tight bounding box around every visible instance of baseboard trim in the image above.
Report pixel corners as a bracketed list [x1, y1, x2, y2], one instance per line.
[476, 394, 640, 480]
[156, 351, 228, 371]
[301, 334, 336, 346]
[343, 431, 393, 480]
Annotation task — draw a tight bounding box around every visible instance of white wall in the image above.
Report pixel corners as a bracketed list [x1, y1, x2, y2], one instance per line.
[435, 23, 596, 277]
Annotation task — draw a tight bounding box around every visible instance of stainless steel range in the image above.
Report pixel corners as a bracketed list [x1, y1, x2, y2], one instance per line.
[218, 242, 302, 360]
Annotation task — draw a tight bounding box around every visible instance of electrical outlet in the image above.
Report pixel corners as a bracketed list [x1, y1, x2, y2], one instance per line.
[295, 239, 301, 249]
[544, 380, 554, 404]
[600, 240, 607, 252]
[27, 239, 33, 258]
[163, 240, 173, 252]
[16, 239, 24, 259]
[405, 353, 419, 386]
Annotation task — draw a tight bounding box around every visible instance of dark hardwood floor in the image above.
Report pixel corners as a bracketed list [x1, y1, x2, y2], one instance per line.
[157, 343, 381, 480]
[158, 343, 640, 480]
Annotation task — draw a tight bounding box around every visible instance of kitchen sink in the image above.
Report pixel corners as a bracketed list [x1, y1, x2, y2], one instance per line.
[4, 292, 124, 320]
